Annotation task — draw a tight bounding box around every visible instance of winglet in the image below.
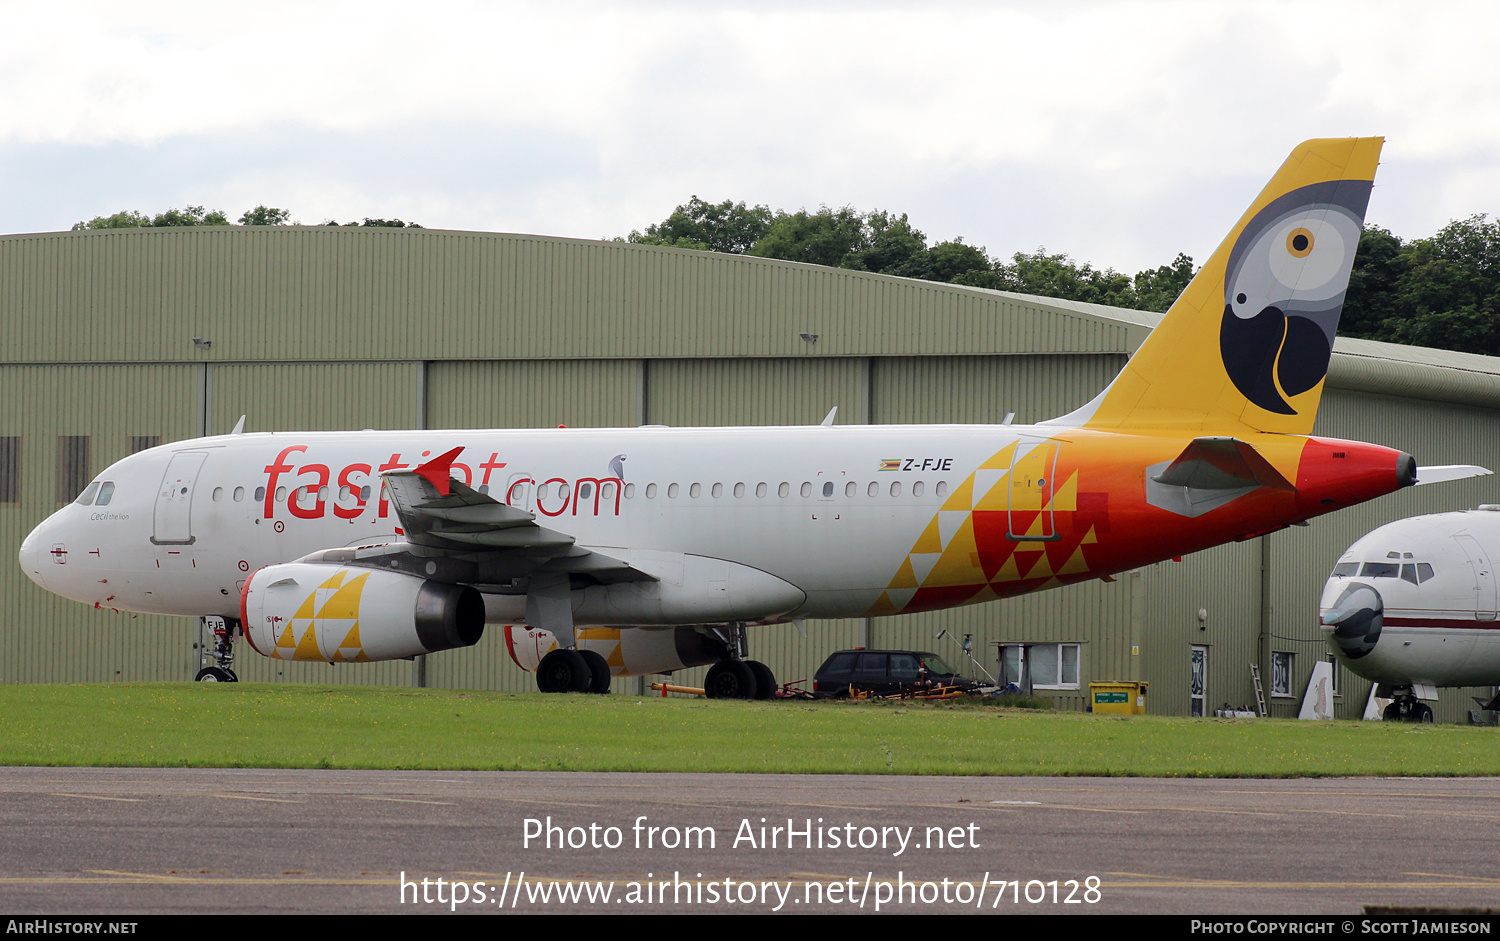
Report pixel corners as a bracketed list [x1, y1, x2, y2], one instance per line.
[820, 407, 838, 426]
[413, 447, 465, 496]
[231, 415, 246, 435]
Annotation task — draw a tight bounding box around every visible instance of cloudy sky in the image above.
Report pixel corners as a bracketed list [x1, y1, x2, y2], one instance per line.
[2, 1, 1496, 272]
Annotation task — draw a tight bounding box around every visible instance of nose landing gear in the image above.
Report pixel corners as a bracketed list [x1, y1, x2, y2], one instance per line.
[195, 615, 240, 683]
[1382, 688, 1434, 722]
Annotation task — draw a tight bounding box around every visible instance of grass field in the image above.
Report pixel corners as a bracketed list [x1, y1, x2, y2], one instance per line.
[0, 682, 1494, 777]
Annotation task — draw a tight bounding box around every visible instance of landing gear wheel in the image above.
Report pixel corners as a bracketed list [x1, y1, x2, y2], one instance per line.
[1413, 703, 1434, 723]
[1383, 702, 1405, 721]
[536, 649, 592, 693]
[745, 660, 777, 700]
[195, 667, 235, 683]
[704, 660, 757, 700]
[579, 650, 613, 694]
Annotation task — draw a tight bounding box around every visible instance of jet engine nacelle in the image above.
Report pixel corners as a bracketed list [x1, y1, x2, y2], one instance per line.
[241, 562, 484, 663]
[503, 624, 725, 678]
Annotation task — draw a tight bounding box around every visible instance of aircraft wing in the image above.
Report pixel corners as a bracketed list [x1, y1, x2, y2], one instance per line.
[299, 447, 656, 590]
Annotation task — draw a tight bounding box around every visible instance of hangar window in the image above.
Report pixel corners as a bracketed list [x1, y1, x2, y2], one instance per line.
[1271, 652, 1293, 697]
[1001, 643, 1080, 689]
[0, 437, 18, 504]
[57, 436, 90, 505]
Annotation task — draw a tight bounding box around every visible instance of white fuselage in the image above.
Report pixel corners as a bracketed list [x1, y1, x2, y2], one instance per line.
[1320, 509, 1500, 689]
[19, 424, 1024, 623]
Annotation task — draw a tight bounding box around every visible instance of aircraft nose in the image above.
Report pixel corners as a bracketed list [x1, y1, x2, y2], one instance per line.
[18, 523, 50, 592]
[1320, 581, 1383, 660]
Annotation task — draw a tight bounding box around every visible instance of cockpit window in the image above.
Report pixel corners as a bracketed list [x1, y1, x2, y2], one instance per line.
[1355, 560, 1436, 584]
[96, 481, 115, 506]
[74, 481, 100, 506]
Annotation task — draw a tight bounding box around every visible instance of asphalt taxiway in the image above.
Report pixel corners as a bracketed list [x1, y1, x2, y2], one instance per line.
[0, 768, 1495, 914]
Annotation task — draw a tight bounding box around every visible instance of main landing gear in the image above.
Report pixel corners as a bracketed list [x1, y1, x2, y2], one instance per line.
[704, 659, 777, 700]
[700, 624, 777, 700]
[195, 615, 240, 683]
[536, 649, 613, 694]
[1382, 688, 1433, 723]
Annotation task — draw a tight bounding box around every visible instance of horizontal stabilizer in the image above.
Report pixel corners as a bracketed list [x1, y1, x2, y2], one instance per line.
[1414, 464, 1493, 486]
[1151, 437, 1296, 492]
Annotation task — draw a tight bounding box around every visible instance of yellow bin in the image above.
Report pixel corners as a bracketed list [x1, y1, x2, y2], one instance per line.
[1090, 681, 1149, 715]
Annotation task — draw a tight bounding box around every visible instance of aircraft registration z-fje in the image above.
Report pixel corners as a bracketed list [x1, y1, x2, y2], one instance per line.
[19, 138, 1490, 698]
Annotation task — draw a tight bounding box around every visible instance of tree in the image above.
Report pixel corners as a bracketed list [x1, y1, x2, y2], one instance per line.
[71, 210, 150, 231]
[748, 206, 869, 268]
[323, 218, 422, 228]
[239, 206, 292, 226]
[1000, 249, 1135, 307]
[149, 206, 230, 227]
[1132, 253, 1197, 313]
[626, 196, 772, 254]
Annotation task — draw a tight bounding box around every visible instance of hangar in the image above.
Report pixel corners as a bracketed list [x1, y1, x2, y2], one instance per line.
[3, 224, 1497, 721]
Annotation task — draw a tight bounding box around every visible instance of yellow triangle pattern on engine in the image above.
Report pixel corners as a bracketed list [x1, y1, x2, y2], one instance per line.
[272, 568, 373, 662]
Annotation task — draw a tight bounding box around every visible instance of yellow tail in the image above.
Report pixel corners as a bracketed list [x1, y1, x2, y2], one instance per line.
[1067, 137, 1383, 436]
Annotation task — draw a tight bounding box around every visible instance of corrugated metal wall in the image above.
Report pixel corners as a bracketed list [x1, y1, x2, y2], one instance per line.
[4, 226, 1499, 721]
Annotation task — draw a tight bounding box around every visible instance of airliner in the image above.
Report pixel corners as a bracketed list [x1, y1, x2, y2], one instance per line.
[1321, 506, 1500, 722]
[20, 137, 1483, 698]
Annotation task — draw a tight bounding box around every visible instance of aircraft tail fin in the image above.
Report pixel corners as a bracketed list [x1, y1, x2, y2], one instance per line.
[1055, 137, 1383, 436]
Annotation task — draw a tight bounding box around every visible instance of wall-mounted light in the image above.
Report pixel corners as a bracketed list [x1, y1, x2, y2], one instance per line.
[192, 337, 212, 350]
[799, 332, 819, 343]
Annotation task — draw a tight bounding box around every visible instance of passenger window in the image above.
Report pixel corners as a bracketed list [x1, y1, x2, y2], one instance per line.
[689, 483, 701, 498]
[668, 483, 679, 498]
[890, 481, 902, 497]
[579, 483, 593, 500]
[622, 483, 634, 499]
[936, 481, 948, 497]
[733, 482, 745, 498]
[233, 486, 245, 502]
[778, 482, 790, 498]
[74, 481, 101, 506]
[255, 487, 266, 501]
[711, 483, 723, 498]
[360, 485, 371, 501]
[646, 483, 657, 499]
[845, 481, 857, 497]
[867, 481, 878, 497]
[755, 482, 767, 498]
[801, 482, 812, 498]
[913, 481, 926, 496]
[822, 481, 834, 497]
[212, 487, 223, 502]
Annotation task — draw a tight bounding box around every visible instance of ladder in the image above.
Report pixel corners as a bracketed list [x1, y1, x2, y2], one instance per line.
[1249, 663, 1268, 717]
